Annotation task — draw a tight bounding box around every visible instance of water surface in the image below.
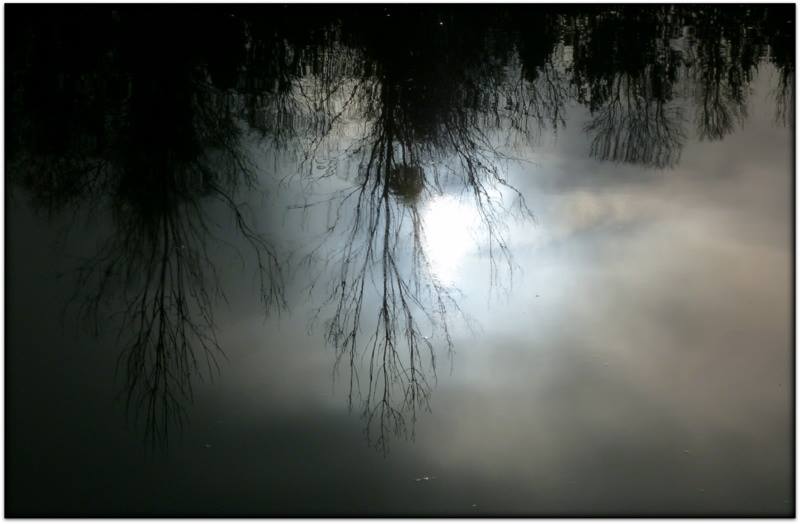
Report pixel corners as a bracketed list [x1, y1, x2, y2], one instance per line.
[5, 5, 794, 516]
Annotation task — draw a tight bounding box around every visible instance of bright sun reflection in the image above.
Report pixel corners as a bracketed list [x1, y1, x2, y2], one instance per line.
[421, 195, 480, 285]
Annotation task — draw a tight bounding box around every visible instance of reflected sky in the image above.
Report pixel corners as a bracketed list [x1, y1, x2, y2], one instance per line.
[5, 4, 794, 517]
[421, 195, 482, 285]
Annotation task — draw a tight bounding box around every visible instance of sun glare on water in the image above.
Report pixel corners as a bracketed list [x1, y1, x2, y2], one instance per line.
[421, 195, 481, 285]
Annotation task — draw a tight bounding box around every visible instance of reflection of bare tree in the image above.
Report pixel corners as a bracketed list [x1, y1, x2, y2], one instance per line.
[495, 53, 570, 144]
[296, 35, 534, 451]
[694, 49, 748, 141]
[9, 27, 285, 446]
[507, 8, 571, 138]
[567, 6, 787, 163]
[772, 68, 794, 127]
[567, 8, 688, 168]
[763, 8, 795, 127]
[690, 9, 761, 141]
[77, 170, 282, 447]
[317, 88, 459, 453]
[585, 72, 685, 169]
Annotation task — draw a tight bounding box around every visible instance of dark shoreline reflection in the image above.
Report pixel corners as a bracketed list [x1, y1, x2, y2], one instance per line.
[6, 4, 794, 452]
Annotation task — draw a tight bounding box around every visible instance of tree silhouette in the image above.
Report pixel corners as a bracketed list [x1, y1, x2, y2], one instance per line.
[289, 9, 537, 451]
[583, 69, 686, 169]
[7, 7, 286, 446]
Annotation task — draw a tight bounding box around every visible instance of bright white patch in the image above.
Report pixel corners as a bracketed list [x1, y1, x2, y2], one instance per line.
[421, 195, 480, 285]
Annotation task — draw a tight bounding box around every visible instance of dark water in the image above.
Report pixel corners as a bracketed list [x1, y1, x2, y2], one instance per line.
[5, 4, 794, 516]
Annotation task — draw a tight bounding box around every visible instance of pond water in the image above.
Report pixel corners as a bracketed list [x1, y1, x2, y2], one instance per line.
[5, 5, 794, 516]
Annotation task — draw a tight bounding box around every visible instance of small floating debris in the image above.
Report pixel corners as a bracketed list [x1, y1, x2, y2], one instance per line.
[415, 475, 436, 482]
[203, 443, 213, 449]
